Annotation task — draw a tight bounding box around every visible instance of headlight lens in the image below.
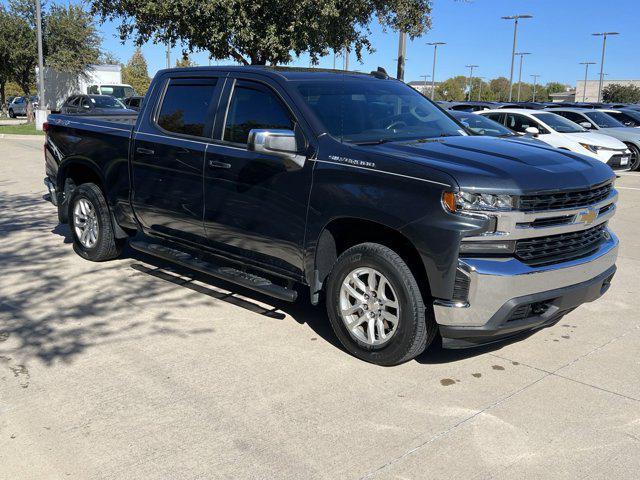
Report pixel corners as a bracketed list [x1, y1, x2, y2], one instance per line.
[443, 191, 517, 212]
[580, 143, 601, 153]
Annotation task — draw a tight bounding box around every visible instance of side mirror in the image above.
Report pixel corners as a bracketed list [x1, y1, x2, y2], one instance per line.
[525, 126, 539, 137]
[580, 121, 593, 129]
[247, 129, 306, 169]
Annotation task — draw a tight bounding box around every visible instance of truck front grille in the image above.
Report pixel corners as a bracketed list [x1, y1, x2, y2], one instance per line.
[519, 182, 613, 212]
[515, 223, 607, 266]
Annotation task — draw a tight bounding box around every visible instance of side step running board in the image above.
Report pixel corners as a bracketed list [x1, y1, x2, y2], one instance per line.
[130, 240, 298, 302]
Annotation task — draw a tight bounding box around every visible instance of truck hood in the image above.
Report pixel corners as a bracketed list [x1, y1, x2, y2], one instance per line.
[371, 135, 615, 194]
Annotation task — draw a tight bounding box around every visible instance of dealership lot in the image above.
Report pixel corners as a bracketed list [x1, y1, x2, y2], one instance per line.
[1, 136, 639, 479]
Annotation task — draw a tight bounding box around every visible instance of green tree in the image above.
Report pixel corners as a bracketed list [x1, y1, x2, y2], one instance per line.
[90, 0, 433, 66]
[436, 76, 467, 101]
[488, 77, 510, 102]
[122, 47, 151, 94]
[44, 3, 101, 75]
[1, 0, 102, 99]
[602, 84, 640, 103]
[175, 54, 196, 67]
[545, 82, 567, 95]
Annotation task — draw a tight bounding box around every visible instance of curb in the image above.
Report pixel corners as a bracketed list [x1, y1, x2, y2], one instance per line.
[0, 134, 45, 140]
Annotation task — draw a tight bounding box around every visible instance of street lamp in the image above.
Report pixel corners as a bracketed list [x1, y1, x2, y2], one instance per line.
[34, 0, 46, 128]
[501, 14, 533, 102]
[592, 32, 619, 102]
[465, 65, 478, 101]
[515, 52, 531, 102]
[427, 42, 446, 100]
[530, 74, 540, 101]
[579, 61, 596, 102]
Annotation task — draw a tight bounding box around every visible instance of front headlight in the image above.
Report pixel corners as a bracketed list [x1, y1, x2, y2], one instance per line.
[580, 143, 602, 153]
[442, 191, 517, 213]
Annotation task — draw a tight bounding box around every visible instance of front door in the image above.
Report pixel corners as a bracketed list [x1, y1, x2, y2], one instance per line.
[203, 78, 313, 277]
[131, 75, 221, 245]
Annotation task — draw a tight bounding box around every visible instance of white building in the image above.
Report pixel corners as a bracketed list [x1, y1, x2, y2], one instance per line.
[408, 80, 441, 97]
[575, 79, 640, 103]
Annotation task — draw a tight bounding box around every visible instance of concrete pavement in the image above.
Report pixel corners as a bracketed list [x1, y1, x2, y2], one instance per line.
[1, 136, 639, 479]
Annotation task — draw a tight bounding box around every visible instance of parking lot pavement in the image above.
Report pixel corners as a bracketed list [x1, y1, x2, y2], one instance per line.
[1, 136, 639, 480]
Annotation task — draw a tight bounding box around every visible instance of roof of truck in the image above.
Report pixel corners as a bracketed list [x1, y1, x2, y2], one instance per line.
[156, 65, 393, 82]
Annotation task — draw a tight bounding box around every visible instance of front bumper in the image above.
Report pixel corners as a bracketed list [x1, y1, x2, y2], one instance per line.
[433, 230, 618, 348]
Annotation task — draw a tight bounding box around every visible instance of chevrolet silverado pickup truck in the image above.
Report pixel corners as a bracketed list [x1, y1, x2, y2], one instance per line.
[43, 66, 619, 365]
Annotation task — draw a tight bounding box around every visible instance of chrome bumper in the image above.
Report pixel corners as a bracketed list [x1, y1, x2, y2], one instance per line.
[433, 229, 619, 327]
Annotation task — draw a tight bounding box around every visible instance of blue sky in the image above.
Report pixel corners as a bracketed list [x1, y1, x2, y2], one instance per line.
[10, 0, 640, 86]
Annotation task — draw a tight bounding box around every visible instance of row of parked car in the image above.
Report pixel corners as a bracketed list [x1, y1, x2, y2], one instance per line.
[441, 101, 640, 171]
[5, 93, 144, 117]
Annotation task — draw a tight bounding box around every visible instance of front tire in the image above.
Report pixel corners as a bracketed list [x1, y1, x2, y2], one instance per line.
[68, 183, 124, 261]
[325, 243, 437, 366]
[625, 143, 640, 171]
[8, 109, 15, 118]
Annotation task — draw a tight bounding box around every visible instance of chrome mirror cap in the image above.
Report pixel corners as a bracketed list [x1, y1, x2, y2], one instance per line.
[248, 129, 306, 168]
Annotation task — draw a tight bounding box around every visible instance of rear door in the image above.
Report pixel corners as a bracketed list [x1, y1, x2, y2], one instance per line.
[131, 74, 223, 245]
[202, 76, 314, 277]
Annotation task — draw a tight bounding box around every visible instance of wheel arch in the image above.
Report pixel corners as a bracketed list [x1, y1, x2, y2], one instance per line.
[312, 217, 431, 304]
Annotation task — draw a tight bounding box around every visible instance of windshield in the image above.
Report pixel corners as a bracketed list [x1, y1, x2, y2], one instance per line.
[584, 110, 626, 128]
[296, 79, 465, 144]
[99, 85, 135, 100]
[609, 110, 640, 126]
[452, 112, 514, 137]
[91, 96, 125, 109]
[532, 113, 586, 133]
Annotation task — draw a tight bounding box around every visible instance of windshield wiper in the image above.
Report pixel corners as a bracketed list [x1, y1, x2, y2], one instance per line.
[352, 139, 395, 146]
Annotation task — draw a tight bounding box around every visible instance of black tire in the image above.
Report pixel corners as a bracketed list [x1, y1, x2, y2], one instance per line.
[68, 183, 124, 261]
[625, 143, 640, 171]
[8, 109, 14, 118]
[325, 243, 437, 366]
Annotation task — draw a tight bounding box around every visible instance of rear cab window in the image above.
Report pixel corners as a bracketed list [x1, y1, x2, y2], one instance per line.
[155, 77, 218, 138]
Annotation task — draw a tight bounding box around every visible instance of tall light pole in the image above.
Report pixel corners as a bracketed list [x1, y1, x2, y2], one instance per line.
[465, 65, 478, 101]
[592, 32, 619, 103]
[515, 52, 530, 102]
[579, 61, 596, 102]
[344, 45, 350, 71]
[35, 0, 46, 123]
[501, 14, 533, 102]
[427, 42, 446, 100]
[397, 31, 407, 81]
[530, 74, 540, 101]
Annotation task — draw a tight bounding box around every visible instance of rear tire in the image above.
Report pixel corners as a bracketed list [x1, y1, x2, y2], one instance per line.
[68, 183, 124, 261]
[325, 243, 437, 366]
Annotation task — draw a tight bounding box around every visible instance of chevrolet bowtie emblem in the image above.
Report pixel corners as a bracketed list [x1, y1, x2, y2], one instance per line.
[579, 208, 598, 225]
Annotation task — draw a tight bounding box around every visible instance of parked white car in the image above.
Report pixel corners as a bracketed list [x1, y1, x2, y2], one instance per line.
[479, 109, 631, 170]
[549, 108, 640, 171]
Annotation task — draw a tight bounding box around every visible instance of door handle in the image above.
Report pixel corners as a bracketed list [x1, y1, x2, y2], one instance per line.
[208, 160, 231, 169]
[136, 147, 155, 155]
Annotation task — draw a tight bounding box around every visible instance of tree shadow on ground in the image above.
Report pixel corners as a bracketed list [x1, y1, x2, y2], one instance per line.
[0, 187, 513, 369]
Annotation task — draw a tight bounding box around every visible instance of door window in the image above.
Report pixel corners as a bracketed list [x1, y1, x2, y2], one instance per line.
[505, 114, 546, 133]
[157, 78, 218, 138]
[555, 111, 588, 126]
[223, 81, 293, 144]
